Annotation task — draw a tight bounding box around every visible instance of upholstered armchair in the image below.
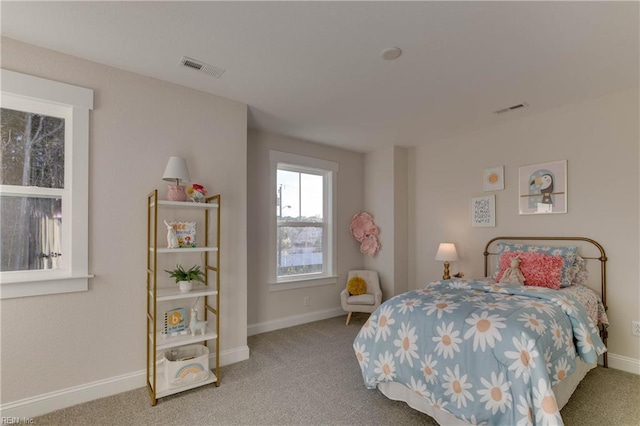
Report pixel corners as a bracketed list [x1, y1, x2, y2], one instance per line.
[340, 270, 382, 325]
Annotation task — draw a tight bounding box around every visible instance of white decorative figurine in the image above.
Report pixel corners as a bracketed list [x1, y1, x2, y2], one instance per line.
[189, 308, 207, 336]
[164, 220, 179, 249]
[499, 256, 525, 285]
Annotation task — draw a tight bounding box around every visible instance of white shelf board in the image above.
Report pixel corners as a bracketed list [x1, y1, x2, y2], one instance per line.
[154, 285, 218, 301]
[152, 200, 219, 209]
[154, 369, 217, 399]
[153, 328, 218, 351]
[150, 247, 218, 253]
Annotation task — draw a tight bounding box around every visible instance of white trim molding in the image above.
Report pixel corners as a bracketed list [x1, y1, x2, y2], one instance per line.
[0, 345, 249, 419]
[268, 150, 339, 288]
[0, 69, 94, 299]
[269, 275, 338, 291]
[1, 69, 93, 108]
[0, 370, 144, 419]
[247, 307, 345, 336]
[608, 353, 640, 375]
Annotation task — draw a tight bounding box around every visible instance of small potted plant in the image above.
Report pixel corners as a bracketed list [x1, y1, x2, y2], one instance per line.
[165, 264, 205, 293]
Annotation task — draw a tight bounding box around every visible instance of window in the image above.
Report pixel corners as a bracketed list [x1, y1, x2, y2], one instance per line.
[0, 70, 93, 298]
[270, 150, 338, 290]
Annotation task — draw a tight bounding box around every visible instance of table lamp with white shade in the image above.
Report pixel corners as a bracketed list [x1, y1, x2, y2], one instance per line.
[435, 243, 458, 280]
[162, 156, 191, 201]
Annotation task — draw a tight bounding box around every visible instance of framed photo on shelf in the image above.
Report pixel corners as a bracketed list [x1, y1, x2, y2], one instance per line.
[483, 166, 504, 191]
[471, 195, 495, 227]
[172, 221, 197, 248]
[518, 160, 567, 215]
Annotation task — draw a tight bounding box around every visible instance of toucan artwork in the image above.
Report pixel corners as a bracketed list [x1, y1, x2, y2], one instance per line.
[529, 173, 553, 213]
[530, 173, 554, 205]
[520, 160, 566, 214]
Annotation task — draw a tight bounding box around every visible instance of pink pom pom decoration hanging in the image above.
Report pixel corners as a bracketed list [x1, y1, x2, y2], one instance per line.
[350, 212, 380, 257]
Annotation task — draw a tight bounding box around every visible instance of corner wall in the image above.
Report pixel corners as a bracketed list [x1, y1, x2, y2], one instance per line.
[363, 146, 409, 299]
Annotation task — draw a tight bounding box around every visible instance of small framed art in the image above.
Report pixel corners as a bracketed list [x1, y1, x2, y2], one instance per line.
[171, 221, 197, 247]
[483, 166, 504, 191]
[471, 195, 495, 227]
[518, 160, 567, 214]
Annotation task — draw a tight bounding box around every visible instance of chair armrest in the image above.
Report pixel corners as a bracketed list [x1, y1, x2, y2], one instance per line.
[340, 288, 349, 310]
[374, 290, 382, 306]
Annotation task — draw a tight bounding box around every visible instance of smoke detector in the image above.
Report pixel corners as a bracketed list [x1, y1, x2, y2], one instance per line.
[381, 47, 402, 60]
[178, 56, 225, 78]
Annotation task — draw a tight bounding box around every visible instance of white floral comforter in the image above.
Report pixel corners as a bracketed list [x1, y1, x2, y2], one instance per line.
[353, 279, 606, 425]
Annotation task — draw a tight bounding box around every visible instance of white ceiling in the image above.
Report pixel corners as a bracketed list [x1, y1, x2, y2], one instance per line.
[1, 1, 638, 153]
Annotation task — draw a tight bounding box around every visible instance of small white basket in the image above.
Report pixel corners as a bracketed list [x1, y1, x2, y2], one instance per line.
[163, 344, 209, 388]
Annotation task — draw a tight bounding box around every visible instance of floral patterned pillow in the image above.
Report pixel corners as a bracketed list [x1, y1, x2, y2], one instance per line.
[493, 242, 577, 287]
[569, 255, 589, 286]
[495, 252, 564, 289]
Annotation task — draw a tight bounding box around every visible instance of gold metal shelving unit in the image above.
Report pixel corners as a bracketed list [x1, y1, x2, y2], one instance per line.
[146, 190, 221, 405]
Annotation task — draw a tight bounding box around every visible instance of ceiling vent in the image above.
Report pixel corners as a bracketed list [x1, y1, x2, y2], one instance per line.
[494, 102, 529, 115]
[178, 56, 225, 79]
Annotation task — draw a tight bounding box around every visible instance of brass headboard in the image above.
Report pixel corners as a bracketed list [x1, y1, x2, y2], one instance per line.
[483, 236, 609, 367]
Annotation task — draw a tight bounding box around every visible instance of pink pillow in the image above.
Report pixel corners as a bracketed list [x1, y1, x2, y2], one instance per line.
[495, 252, 564, 289]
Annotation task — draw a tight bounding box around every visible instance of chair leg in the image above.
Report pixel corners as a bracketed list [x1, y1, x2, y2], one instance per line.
[346, 312, 352, 325]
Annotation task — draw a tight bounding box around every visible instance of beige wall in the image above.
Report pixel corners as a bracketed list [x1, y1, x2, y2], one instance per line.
[393, 146, 409, 296]
[246, 130, 364, 329]
[363, 146, 409, 299]
[412, 88, 640, 363]
[0, 38, 248, 404]
[363, 148, 395, 298]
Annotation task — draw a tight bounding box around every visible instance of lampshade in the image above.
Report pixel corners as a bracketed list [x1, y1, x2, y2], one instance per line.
[162, 156, 191, 184]
[435, 243, 459, 262]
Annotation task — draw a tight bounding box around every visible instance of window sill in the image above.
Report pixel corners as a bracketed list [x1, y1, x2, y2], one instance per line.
[0, 275, 93, 299]
[269, 275, 338, 292]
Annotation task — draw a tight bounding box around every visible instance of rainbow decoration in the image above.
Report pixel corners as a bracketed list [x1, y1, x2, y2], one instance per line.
[175, 363, 205, 379]
[169, 363, 208, 387]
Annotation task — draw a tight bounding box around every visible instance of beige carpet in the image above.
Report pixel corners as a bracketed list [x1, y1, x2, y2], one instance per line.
[36, 315, 640, 425]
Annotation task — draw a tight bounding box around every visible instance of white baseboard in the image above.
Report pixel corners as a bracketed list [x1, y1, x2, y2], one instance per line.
[216, 344, 250, 366]
[247, 307, 345, 336]
[0, 345, 250, 419]
[0, 370, 145, 420]
[608, 353, 640, 375]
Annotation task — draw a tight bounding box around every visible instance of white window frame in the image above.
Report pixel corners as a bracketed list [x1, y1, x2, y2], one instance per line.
[0, 69, 93, 299]
[269, 150, 338, 291]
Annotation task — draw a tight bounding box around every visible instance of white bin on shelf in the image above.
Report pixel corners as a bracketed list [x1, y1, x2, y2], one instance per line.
[163, 344, 209, 388]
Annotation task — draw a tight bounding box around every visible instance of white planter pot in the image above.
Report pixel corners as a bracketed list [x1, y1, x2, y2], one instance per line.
[179, 281, 192, 293]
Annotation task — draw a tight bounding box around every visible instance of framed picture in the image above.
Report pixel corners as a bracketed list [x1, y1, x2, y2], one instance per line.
[483, 166, 504, 191]
[471, 195, 495, 227]
[170, 221, 197, 247]
[518, 160, 567, 214]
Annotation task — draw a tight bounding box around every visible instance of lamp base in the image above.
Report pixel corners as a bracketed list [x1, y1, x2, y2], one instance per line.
[442, 261, 451, 280]
[167, 184, 187, 202]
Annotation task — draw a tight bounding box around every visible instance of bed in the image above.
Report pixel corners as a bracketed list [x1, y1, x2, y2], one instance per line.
[353, 237, 609, 425]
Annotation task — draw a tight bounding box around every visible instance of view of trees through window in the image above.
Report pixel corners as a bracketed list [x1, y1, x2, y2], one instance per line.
[276, 168, 324, 277]
[1, 107, 65, 272]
